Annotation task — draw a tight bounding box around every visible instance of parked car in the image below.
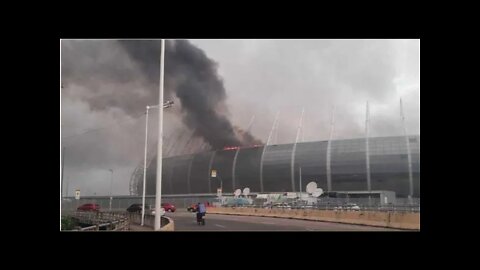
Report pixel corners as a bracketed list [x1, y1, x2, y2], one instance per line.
[161, 203, 176, 212]
[187, 204, 198, 212]
[334, 203, 360, 211]
[344, 203, 360, 211]
[126, 204, 156, 215]
[271, 203, 292, 209]
[298, 205, 315, 209]
[77, 203, 100, 212]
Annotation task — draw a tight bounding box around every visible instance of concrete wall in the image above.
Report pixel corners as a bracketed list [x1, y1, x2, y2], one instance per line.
[207, 207, 419, 230]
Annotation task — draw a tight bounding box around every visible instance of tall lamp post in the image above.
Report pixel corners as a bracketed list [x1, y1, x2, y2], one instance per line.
[400, 98, 414, 204]
[61, 146, 66, 198]
[211, 169, 223, 201]
[141, 100, 173, 226]
[218, 175, 223, 205]
[218, 175, 223, 192]
[109, 169, 113, 211]
[154, 39, 166, 231]
[61, 83, 65, 203]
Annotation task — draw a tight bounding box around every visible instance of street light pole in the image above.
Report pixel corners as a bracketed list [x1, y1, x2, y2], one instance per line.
[109, 169, 113, 211]
[326, 106, 335, 192]
[365, 101, 372, 206]
[213, 171, 223, 201]
[218, 174, 223, 191]
[141, 106, 150, 226]
[66, 177, 69, 197]
[299, 166, 302, 197]
[142, 102, 172, 226]
[154, 39, 165, 231]
[61, 147, 65, 198]
[400, 98, 414, 204]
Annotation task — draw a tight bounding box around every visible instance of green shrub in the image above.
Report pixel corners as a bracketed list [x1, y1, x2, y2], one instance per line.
[61, 216, 77, 231]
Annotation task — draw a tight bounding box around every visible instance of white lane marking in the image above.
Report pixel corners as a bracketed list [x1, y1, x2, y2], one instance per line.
[306, 228, 315, 231]
[215, 224, 226, 228]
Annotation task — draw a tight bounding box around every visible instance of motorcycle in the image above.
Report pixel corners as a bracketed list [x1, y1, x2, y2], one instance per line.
[196, 212, 206, 225]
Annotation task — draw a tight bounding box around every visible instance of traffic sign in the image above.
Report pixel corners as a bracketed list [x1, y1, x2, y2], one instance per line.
[75, 189, 80, 200]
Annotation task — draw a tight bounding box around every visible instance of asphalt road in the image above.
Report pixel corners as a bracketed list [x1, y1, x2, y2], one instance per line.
[164, 210, 400, 231]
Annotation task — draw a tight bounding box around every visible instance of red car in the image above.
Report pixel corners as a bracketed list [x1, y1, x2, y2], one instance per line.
[187, 204, 198, 212]
[77, 203, 100, 212]
[161, 203, 176, 212]
[187, 202, 211, 212]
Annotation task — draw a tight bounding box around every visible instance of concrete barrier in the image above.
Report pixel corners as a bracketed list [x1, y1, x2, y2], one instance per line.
[127, 213, 175, 231]
[160, 216, 175, 231]
[207, 207, 419, 230]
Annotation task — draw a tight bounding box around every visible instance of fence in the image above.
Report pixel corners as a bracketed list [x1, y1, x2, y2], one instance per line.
[61, 195, 420, 212]
[238, 204, 419, 212]
[234, 201, 420, 213]
[61, 195, 219, 211]
[63, 211, 129, 231]
[233, 197, 420, 212]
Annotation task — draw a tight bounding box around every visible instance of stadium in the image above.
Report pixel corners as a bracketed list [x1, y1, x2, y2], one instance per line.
[131, 135, 420, 199]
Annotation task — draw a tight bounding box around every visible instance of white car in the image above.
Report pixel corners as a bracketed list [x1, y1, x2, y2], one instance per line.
[334, 204, 360, 211]
[271, 203, 292, 209]
[154, 207, 165, 216]
[147, 207, 165, 216]
[344, 203, 360, 211]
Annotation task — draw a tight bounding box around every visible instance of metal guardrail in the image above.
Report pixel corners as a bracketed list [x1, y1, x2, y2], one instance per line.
[62, 211, 173, 231]
[65, 211, 130, 231]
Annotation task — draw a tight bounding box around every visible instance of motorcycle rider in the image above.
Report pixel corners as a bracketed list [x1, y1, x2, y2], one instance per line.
[196, 202, 206, 224]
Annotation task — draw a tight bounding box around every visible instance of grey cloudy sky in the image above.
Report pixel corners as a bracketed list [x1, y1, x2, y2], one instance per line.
[189, 39, 419, 142]
[61, 39, 419, 196]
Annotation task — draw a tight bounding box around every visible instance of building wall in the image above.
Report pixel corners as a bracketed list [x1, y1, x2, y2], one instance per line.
[141, 135, 420, 198]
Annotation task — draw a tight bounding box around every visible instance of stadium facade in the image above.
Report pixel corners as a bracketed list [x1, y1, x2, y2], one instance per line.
[136, 135, 420, 198]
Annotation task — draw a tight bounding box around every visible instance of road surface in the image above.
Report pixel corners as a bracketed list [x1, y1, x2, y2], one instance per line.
[164, 210, 400, 231]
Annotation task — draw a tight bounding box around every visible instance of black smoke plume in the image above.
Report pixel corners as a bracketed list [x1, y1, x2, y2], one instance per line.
[118, 40, 260, 149]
